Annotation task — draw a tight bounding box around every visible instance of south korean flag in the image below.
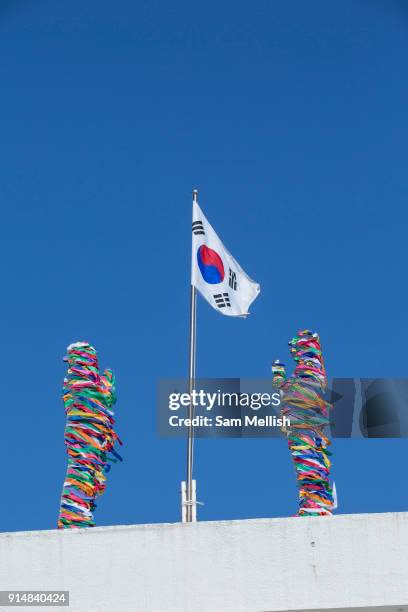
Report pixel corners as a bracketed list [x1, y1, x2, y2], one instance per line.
[191, 200, 260, 317]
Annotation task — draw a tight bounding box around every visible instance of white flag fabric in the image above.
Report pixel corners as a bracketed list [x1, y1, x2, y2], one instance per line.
[191, 201, 260, 317]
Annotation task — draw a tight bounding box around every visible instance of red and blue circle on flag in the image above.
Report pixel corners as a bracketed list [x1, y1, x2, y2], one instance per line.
[197, 245, 225, 284]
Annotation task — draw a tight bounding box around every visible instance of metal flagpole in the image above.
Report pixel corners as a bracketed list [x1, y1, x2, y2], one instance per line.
[184, 189, 198, 523]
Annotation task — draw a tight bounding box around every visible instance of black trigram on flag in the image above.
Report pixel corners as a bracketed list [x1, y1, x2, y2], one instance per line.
[229, 268, 237, 290]
[213, 292, 231, 308]
[192, 220, 205, 235]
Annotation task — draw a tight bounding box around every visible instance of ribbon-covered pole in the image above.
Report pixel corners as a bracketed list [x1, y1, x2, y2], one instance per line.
[272, 330, 334, 516]
[58, 342, 122, 529]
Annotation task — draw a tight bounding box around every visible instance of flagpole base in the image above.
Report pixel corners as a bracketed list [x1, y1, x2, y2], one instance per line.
[181, 479, 198, 523]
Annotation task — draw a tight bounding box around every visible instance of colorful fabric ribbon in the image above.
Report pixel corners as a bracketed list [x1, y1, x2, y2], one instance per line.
[272, 330, 334, 516]
[58, 342, 122, 529]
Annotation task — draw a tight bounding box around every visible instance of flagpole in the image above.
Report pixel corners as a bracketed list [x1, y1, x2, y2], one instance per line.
[185, 189, 198, 523]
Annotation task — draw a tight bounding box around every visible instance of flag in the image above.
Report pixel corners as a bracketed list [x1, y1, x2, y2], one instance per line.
[191, 201, 260, 317]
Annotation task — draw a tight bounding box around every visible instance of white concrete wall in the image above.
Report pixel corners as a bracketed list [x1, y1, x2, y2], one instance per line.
[0, 512, 408, 612]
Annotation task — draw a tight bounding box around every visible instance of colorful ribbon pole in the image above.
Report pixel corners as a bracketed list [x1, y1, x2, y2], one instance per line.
[58, 342, 122, 529]
[272, 330, 334, 516]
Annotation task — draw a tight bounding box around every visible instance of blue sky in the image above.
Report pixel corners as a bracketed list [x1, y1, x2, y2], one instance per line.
[1, 0, 407, 531]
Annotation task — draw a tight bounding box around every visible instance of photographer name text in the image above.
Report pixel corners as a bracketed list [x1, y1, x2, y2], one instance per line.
[168, 415, 290, 428]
